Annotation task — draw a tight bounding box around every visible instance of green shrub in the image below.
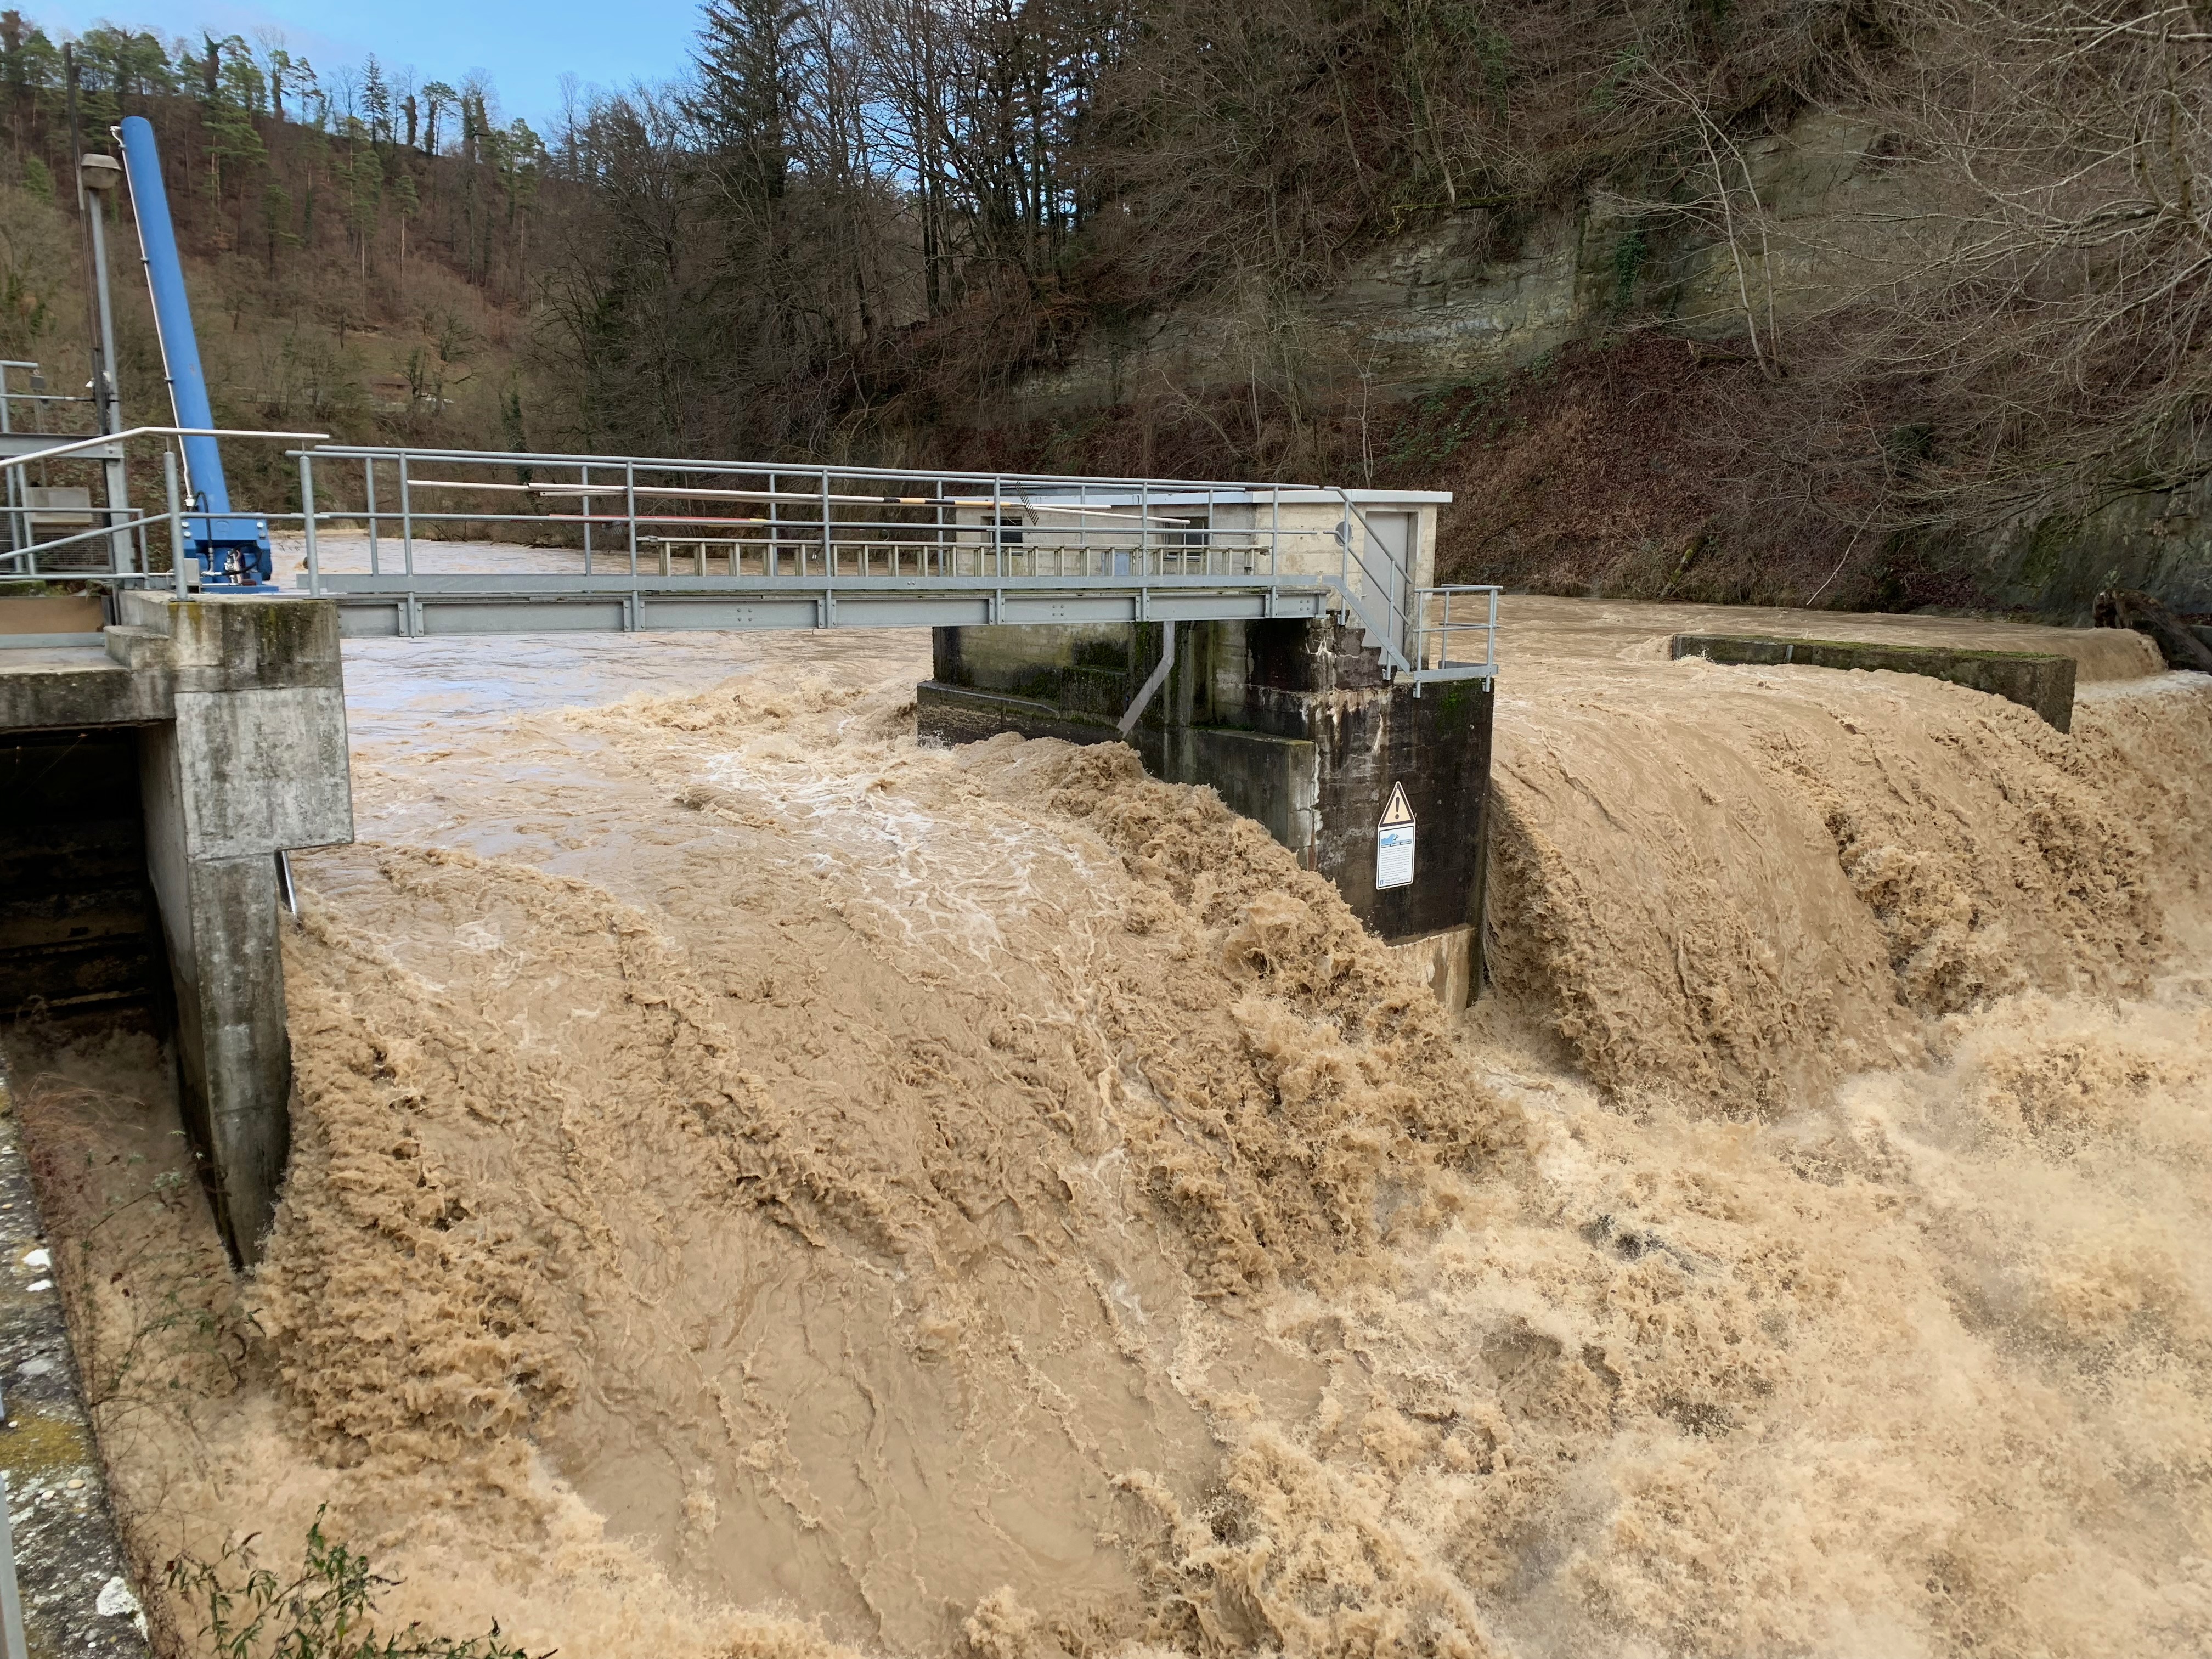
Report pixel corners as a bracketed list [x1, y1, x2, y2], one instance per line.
[165, 1513, 543, 1659]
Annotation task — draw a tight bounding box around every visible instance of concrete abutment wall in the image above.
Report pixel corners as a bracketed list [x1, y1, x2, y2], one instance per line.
[0, 592, 353, 1262]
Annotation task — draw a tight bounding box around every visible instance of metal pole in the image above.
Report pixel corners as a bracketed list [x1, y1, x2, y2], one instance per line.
[399, 452, 413, 578]
[821, 470, 833, 596]
[364, 455, 379, 571]
[164, 447, 185, 599]
[300, 453, 320, 596]
[580, 462, 592, 574]
[624, 462, 637, 574]
[85, 195, 122, 435]
[0, 366, 14, 562]
[82, 161, 132, 573]
[0, 1471, 28, 1659]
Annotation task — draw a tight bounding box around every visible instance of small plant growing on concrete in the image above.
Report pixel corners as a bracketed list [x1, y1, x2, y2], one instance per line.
[165, 1511, 542, 1658]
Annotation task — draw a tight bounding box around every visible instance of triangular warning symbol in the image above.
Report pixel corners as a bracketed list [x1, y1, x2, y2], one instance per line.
[1381, 782, 1414, 826]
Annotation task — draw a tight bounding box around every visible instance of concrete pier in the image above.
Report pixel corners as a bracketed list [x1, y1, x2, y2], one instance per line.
[0, 592, 352, 1261]
[918, 616, 1494, 1005]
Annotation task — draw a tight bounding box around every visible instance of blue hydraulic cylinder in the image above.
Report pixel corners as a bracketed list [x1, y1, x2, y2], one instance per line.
[117, 117, 227, 513]
[119, 116, 272, 585]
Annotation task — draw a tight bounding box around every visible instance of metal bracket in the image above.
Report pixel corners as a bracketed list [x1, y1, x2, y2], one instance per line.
[1117, 622, 1176, 737]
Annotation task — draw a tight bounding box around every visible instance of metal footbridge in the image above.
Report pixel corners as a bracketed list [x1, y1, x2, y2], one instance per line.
[284, 445, 1498, 686]
[4, 439, 1498, 687]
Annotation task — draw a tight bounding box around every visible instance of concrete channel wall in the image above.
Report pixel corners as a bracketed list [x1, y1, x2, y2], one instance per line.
[0, 730, 166, 1021]
[1671, 633, 2079, 730]
[0, 592, 353, 1262]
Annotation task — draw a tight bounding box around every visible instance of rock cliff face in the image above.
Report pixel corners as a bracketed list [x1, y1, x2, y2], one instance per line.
[1022, 112, 1917, 409]
[1989, 483, 2212, 620]
[995, 111, 2212, 622]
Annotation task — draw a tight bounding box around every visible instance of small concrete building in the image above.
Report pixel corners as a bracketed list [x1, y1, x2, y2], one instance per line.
[943, 487, 1448, 662]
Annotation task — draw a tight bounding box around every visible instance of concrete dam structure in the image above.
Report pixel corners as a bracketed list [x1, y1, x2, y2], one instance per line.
[921, 617, 1493, 1003]
[16, 106, 2212, 1659]
[3, 447, 1498, 1269]
[5, 555, 2209, 1659]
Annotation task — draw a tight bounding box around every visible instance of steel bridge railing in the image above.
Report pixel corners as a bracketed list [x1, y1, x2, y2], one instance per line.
[0, 437, 1497, 689]
[0, 426, 326, 588]
[0, 509, 156, 576]
[279, 444, 1497, 686]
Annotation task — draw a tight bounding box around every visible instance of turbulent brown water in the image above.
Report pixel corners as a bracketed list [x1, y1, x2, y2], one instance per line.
[10, 597, 2212, 1658]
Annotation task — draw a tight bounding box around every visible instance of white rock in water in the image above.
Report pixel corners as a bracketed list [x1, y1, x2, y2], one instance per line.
[14, 1358, 52, 1378]
[19, 1249, 47, 1270]
[24, 1280, 50, 1293]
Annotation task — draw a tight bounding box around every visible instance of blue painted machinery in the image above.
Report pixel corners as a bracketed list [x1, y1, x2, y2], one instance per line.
[117, 116, 275, 590]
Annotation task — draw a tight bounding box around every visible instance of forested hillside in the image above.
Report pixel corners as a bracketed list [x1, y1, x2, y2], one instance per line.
[0, 15, 554, 515]
[4, 0, 2206, 614]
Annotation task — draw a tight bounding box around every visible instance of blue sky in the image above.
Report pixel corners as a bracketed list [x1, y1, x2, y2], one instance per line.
[32, 0, 704, 128]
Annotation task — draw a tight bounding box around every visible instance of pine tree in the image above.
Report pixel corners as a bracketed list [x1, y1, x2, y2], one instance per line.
[691, 0, 803, 204]
[362, 54, 391, 144]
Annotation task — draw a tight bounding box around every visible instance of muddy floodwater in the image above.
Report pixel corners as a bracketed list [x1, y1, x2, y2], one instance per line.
[7, 595, 2210, 1658]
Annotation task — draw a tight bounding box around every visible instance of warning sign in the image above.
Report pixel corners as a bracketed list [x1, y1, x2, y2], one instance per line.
[1376, 782, 1415, 890]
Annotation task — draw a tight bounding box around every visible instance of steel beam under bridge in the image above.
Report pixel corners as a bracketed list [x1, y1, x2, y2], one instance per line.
[318, 573, 1336, 639]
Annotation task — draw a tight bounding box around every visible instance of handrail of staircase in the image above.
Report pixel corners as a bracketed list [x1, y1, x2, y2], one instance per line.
[1328, 486, 1418, 673]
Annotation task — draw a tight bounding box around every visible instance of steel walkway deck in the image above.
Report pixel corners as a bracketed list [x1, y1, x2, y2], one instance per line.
[317, 571, 1338, 639]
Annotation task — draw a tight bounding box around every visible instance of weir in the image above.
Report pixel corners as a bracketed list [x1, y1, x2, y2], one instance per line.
[3, 442, 1500, 1262]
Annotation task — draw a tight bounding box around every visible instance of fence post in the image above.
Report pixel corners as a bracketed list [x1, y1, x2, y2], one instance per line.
[301, 452, 320, 596]
[1139, 480, 1150, 578]
[165, 448, 187, 600]
[399, 451, 414, 579]
[625, 462, 639, 577]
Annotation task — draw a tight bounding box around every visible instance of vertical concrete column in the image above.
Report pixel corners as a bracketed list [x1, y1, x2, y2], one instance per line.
[111, 592, 353, 1262]
[1166, 618, 1494, 995]
[138, 728, 293, 1260]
